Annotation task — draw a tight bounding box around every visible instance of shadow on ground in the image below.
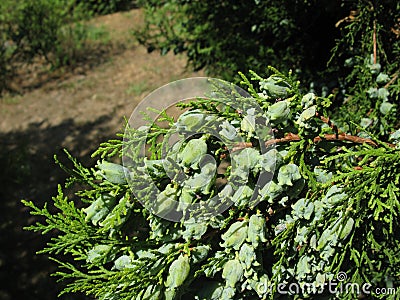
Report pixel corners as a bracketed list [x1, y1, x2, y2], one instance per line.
[0, 115, 121, 300]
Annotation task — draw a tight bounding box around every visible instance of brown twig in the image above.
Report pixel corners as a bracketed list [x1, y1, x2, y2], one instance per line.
[335, 10, 359, 28]
[316, 112, 341, 137]
[384, 72, 399, 89]
[373, 20, 377, 64]
[230, 132, 395, 152]
[228, 110, 396, 152]
[314, 133, 379, 146]
[231, 142, 252, 152]
[263, 133, 381, 147]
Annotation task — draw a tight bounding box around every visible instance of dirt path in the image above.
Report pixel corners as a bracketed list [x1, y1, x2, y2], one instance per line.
[0, 9, 202, 300]
[1, 9, 202, 155]
[1, 47, 199, 154]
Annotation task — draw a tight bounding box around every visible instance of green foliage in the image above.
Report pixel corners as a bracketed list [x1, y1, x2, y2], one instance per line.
[135, 0, 343, 83]
[75, 0, 136, 15]
[12, 0, 73, 63]
[134, 0, 400, 157]
[20, 0, 400, 298]
[135, 0, 400, 119]
[0, 0, 19, 91]
[0, 39, 12, 93]
[0, 0, 109, 94]
[328, 1, 400, 135]
[23, 68, 400, 299]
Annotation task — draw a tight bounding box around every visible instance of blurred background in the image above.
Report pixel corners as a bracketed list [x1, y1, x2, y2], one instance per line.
[0, 1, 202, 299]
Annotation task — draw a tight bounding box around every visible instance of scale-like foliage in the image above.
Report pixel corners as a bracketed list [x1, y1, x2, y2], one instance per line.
[23, 67, 400, 299]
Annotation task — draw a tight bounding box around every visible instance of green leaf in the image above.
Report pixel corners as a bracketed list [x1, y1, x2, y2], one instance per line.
[221, 221, 248, 250]
[165, 254, 190, 289]
[240, 108, 256, 136]
[389, 129, 400, 142]
[277, 164, 301, 186]
[83, 193, 116, 226]
[182, 219, 208, 241]
[292, 198, 314, 220]
[100, 196, 132, 232]
[184, 162, 216, 194]
[178, 138, 208, 169]
[114, 255, 134, 270]
[153, 184, 178, 216]
[191, 245, 210, 264]
[314, 167, 333, 183]
[222, 259, 243, 287]
[176, 110, 205, 131]
[220, 120, 238, 140]
[239, 243, 256, 269]
[247, 214, 267, 246]
[260, 76, 291, 98]
[96, 160, 127, 184]
[296, 105, 316, 128]
[301, 93, 316, 109]
[317, 227, 337, 251]
[369, 62, 381, 74]
[380, 101, 394, 115]
[296, 255, 311, 279]
[259, 149, 282, 173]
[260, 180, 283, 202]
[377, 87, 389, 101]
[266, 100, 290, 124]
[232, 185, 253, 207]
[322, 185, 346, 208]
[86, 244, 113, 265]
[141, 285, 162, 300]
[231, 148, 261, 176]
[338, 217, 354, 240]
[376, 73, 390, 85]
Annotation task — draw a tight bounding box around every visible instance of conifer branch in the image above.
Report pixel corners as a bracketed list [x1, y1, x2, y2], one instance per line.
[264, 132, 378, 147]
[231, 132, 395, 152]
[384, 72, 399, 89]
[373, 19, 377, 64]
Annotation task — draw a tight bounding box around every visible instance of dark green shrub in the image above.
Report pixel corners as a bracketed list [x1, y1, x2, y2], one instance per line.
[52, 22, 110, 67]
[136, 0, 400, 95]
[136, 0, 400, 135]
[0, 0, 110, 94]
[0, 0, 18, 92]
[12, 0, 68, 64]
[0, 40, 12, 93]
[10, 0, 106, 67]
[328, 1, 400, 135]
[135, 0, 344, 83]
[75, 0, 136, 15]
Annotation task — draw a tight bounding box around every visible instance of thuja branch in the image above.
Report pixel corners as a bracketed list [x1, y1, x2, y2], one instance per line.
[264, 132, 379, 147]
[231, 132, 395, 152]
[373, 19, 377, 64]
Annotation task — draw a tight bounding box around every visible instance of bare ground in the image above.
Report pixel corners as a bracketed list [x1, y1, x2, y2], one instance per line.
[0, 9, 202, 300]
